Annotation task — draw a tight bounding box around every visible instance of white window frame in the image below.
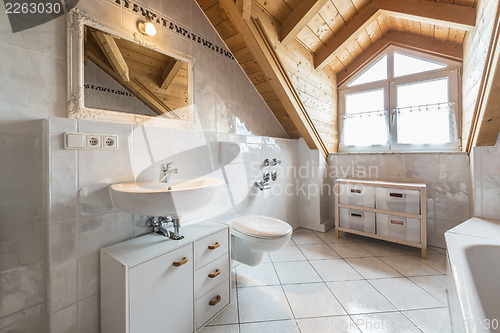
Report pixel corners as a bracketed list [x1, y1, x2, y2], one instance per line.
[339, 46, 462, 153]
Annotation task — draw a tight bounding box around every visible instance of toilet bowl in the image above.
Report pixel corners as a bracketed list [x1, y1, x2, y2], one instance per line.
[229, 215, 292, 266]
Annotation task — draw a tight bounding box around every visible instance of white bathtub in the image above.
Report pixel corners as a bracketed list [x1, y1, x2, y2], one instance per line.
[446, 217, 500, 333]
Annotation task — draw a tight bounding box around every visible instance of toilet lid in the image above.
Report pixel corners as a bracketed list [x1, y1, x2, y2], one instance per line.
[231, 215, 292, 238]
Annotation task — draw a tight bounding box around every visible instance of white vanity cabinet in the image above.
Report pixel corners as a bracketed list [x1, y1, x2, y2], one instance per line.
[335, 179, 427, 258]
[100, 221, 230, 333]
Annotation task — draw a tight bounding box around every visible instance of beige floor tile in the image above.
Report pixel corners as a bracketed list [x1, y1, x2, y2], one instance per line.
[403, 307, 452, 333]
[310, 259, 364, 282]
[369, 278, 445, 310]
[297, 316, 362, 333]
[346, 257, 403, 279]
[283, 283, 346, 318]
[327, 280, 397, 314]
[298, 243, 341, 260]
[379, 255, 441, 276]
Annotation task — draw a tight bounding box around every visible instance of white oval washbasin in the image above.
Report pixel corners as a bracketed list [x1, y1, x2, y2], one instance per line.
[110, 177, 224, 217]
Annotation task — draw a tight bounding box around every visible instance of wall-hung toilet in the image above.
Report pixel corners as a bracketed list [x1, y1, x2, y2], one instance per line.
[230, 215, 293, 266]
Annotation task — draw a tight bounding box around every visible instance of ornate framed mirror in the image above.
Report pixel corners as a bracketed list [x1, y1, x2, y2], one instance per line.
[67, 9, 194, 128]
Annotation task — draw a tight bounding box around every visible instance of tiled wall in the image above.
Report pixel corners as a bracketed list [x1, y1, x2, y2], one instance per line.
[0, 120, 48, 332]
[48, 117, 301, 331]
[0, 0, 289, 330]
[471, 135, 500, 220]
[328, 153, 471, 248]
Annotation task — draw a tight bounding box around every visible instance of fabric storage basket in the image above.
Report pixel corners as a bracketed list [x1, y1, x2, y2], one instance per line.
[375, 187, 420, 214]
[339, 208, 376, 234]
[338, 183, 375, 208]
[376, 213, 421, 243]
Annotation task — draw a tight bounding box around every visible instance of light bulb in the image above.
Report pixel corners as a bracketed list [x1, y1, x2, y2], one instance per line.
[144, 22, 156, 36]
[138, 19, 157, 36]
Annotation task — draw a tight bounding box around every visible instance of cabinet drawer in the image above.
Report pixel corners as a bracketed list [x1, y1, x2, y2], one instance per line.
[376, 213, 421, 243]
[196, 279, 230, 329]
[129, 244, 193, 333]
[375, 188, 420, 214]
[195, 229, 229, 269]
[338, 184, 375, 208]
[196, 253, 230, 299]
[339, 208, 375, 234]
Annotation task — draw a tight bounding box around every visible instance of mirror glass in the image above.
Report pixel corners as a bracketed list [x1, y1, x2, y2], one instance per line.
[82, 25, 190, 121]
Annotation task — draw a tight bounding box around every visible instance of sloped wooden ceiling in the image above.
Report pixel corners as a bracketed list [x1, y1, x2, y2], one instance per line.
[196, 0, 476, 156]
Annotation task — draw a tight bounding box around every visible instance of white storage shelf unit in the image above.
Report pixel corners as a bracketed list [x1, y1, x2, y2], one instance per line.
[335, 179, 427, 258]
[100, 221, 230, 333]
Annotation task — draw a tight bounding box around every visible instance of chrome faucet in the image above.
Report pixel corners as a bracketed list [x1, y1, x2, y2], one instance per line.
[146, 216, 184, 240]
[160, 162, 178, 183]
[255, 171, 271, 191]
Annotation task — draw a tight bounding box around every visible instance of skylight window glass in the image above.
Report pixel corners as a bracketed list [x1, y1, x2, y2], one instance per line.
[343, 89, 388, 146]
[396, 78, 455, 144]
[348, 55, 387, 87]
[394, 52, 446, 77]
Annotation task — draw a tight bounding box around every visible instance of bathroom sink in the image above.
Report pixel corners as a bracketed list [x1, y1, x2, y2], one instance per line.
[110, 177, 224, 217]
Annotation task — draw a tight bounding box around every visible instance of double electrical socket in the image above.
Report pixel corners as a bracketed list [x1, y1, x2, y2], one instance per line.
[64, 133, 118, 150]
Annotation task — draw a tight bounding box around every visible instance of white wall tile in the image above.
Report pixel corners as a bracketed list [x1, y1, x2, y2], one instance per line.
[78, 120, 134, 216]
[0, 303, 47, 333]
[0, 134, 43, 225]
[50, 304, 77, 333]
[0, 220, 45, 318]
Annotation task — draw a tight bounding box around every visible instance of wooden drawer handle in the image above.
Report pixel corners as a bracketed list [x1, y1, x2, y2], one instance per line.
[208, 269, 221, 278]
[172, 257, 188, 267]
[208, 242, 220, 250]
[209, 295, 221, 306]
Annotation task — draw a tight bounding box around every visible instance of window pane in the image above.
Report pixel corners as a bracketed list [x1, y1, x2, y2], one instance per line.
[394, 52, 446, 77]
[348, 55, 387, 86]
[346, 89, 385, 114]
[397, 78, 448, 108]
[396, 78, 456, 145]
[343, 89, 388, 146]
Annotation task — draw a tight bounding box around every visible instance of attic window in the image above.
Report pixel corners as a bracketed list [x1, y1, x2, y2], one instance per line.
[339, 46, 461, 152]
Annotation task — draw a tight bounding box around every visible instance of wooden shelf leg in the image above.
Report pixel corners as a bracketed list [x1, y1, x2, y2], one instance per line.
[421, 248, 427, 260]
[335, 229, 340, 239]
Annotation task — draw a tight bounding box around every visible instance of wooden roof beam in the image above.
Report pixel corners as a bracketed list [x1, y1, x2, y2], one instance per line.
[314, 0, 476, 69]
[91, 30, 130, 82]
[160, 58, 183, 90]
[373, 0, 476, 31]
[314, 7, 379, 69]
[218, 0, 329, 158]
[236, 0, 251, 21]
[337, 31, 463, 85]
[280, 0, 329, 46]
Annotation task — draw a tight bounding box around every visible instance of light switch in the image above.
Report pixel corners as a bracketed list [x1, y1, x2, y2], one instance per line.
[65, 133, 85, 149]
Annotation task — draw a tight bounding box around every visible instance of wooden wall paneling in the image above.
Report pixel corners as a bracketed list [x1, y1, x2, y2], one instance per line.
[318, 2, 346, 34]
[331, 0, 359, 23]
[224, 33, 247, 52]
[197, 0, 218, 11]
[280, 0, 329, 45]
[356, 29, 373, 50]
[314, 6, 379, 68]
[420, 21, 434, 38]
[232, 47, 254, 63]
[377, 14, 390, 34]
[215, 19, 238, 40]
[306, 13, 335, 45]
[254, 0, 292, 23]
[366, 19, 383, 42]
[466, 0, 500, 149]
[204, 2, 229, 25]
[434, 25, 451, 40]
[296, 26, 324, 52]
